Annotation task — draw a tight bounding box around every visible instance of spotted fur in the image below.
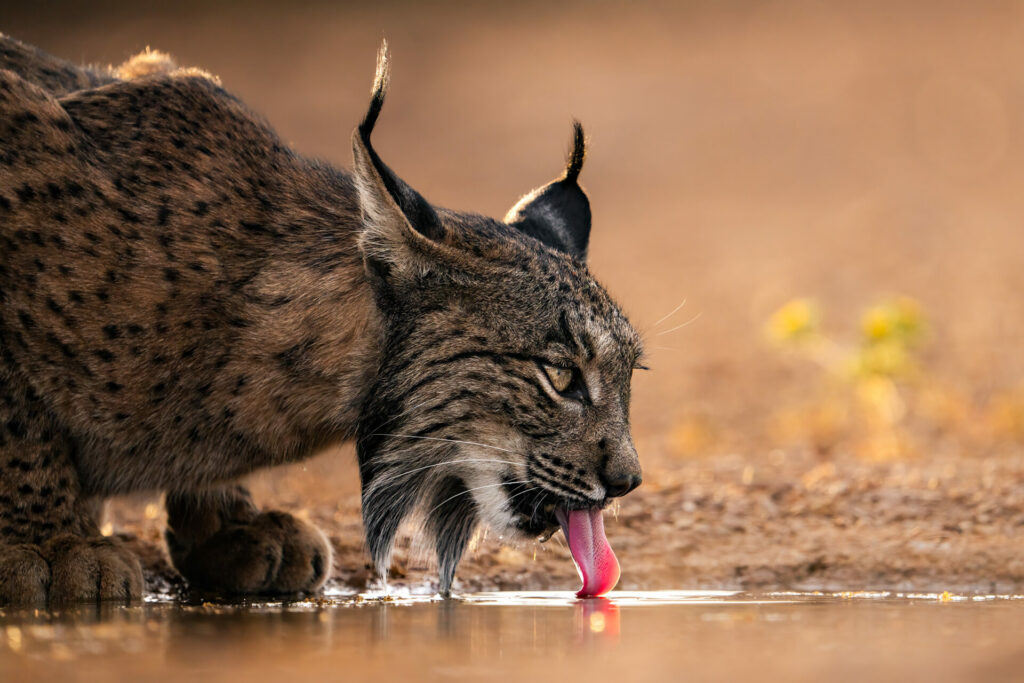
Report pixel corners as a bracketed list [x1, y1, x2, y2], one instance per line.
[0, 35, 643, 603]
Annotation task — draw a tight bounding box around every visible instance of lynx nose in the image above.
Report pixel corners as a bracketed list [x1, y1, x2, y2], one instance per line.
[601, 470, 642, 498]
[599, 437, 642, 498]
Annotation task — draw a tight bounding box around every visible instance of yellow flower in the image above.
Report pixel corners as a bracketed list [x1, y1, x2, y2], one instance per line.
[861, 306, 893, 342]
[767, 299, 819, 343]
[861, 297, 924, 345]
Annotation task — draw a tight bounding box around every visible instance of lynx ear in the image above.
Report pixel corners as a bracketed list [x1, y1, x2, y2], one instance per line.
[504, 122, 592, 260]
[352, 41, 444, 274]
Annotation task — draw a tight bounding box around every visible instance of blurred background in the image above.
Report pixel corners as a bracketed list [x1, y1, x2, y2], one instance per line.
[7, 0, 1024, 592]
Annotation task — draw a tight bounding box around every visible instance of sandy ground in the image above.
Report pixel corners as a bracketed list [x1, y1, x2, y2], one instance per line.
[112, 446, 1024, 596]
[6, 0, 1024, 594]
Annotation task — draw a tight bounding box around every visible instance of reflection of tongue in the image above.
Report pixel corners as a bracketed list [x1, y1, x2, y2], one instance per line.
[556, 508, 620, 598]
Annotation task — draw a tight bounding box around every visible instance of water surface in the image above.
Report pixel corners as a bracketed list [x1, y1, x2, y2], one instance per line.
[2, 590, 1023, 681]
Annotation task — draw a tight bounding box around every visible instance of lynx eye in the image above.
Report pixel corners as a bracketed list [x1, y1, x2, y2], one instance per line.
[542, 364, 577, 395]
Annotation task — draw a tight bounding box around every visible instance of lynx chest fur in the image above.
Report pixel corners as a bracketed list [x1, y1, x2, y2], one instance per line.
[0, 35, 643, 604]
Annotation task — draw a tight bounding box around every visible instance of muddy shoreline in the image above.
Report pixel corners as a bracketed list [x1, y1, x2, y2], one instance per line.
[109, 448, 1024, 598]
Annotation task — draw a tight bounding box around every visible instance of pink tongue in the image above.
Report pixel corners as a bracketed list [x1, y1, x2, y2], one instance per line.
[556, 508, 620, 598]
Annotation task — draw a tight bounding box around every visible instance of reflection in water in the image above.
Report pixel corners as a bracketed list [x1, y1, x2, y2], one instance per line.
[432, 593, 623, 647]
[3, 591, 1024, 681]
[577, 597, 620, 642]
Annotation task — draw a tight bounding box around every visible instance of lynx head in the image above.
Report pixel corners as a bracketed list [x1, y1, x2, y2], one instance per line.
[353, 44, 643, 596]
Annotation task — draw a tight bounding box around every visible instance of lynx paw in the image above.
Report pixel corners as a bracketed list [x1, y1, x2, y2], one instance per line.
[174, 511, 332, 595]
[0, 535, 143, 607]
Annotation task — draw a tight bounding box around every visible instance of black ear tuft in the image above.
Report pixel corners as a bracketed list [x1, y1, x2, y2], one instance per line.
[358, 40, 390, 142]
[564, 120, 586, 184]
[504, 122, 592, 260]
[354, 40, 444, 242]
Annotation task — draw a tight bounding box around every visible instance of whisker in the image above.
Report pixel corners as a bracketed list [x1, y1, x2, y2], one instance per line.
[426, 480, 531, 517]
[371, 433, 525, 456]
[653, 297, 687, 327]
[357, 399, 435, 444]
[655, 311, 703, 336]
[506, 486, 542, 505]
[505, 486, 546, 522]
[531, 477, 591, 504]
[374, 458, 521, 480]
[530, 491, 546, 521]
